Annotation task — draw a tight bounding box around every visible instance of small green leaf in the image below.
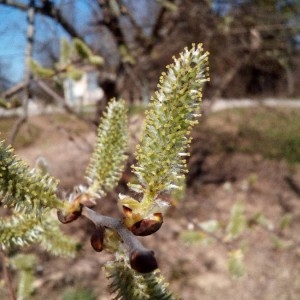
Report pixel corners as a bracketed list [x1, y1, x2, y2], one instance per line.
[73, 38, 93, 60]
[249, 212, 274, 231]
[66, 67, 84, 81]
[271, 235, 293, 250]
[247, 173, 258, 187]
[88, 55, 104, 66]
[279, 213, 293, 230]
[60, 38, 71, 65]
[30, 59, 55, 78]
[227, 249, 246, 278]
[180, 230, 214, 246]
[0, 98, 10, 109]
[226, 200, 247, 240]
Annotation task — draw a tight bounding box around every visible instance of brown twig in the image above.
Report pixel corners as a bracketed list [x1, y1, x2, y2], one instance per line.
[8, 115, 27, 146]
[81, 207, 158, 273]
[82, 207, 150, 253]
[0, 250, 16, 300]
[284, 176, 300, 198]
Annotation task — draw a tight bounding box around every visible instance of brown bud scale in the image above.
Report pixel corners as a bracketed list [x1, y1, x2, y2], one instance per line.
[131, 213, 163, 236]
[90, 226, 105, 252]
[130, 249, 158, 273]
[57, 209, 82, 224]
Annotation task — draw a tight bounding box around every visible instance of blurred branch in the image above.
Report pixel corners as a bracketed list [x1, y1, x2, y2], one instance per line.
[96, 0, 126, 48]
[117, 0, 151, 49]
[8, 0, 36, 145]
[1, 81, 26, 98]
[8, 115, 27, 145]
[150, 5, 166, 39]
[211, 54, 251, 99]
[228, 23, 297, 35]
[284, 176, 300, 198]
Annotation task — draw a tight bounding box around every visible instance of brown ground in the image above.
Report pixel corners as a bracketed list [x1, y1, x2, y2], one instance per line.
[3, 112, 300, 300]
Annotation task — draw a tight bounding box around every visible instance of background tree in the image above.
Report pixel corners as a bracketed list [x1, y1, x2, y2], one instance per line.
[0, 0, 299, 103]
[211, 0, 300, 98]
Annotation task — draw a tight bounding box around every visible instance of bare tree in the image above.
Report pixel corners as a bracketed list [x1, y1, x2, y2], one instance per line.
[0, 0, 167, 102]
[0, 0, 299, 101]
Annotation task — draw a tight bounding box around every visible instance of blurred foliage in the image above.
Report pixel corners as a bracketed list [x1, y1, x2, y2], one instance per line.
[227, 249, 246, 278]
[1, 0, 299, 98]
[237, 109, 300, 163]
[199, 107, 300, 164]
[180, 230, 215, 246]
[271, 235, 293, 250]
[30, 38, 103, 82]
[63, 288, 97, 300]
[226, 200, 247, 241]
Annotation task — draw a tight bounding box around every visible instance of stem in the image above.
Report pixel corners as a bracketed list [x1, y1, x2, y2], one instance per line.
[82, 207, 149, 253]
[82, 207, 158, 273]
[0, 251, 16, 300]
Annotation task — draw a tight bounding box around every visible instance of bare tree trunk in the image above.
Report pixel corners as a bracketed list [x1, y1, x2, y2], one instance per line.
[9, 0, 35, 145]
[0, 251, 16, 300]
[24, 0, 35, 116]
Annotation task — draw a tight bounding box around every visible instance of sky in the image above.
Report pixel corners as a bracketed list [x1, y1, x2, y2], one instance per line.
[0, 5, 27, 85]
[0, 1, 93, 87]
[0, 0, 159, 88]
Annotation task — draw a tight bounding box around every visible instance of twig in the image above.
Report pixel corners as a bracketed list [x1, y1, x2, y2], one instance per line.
[284, 176, 300, 198]
[82, 207, 158, 273]
[8, 115, 27, 145]
[82, 207, 150, 253]
[0, 250, 16, 300]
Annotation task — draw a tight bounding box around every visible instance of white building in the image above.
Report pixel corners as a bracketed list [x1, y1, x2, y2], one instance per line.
[63, 71, 104, 107]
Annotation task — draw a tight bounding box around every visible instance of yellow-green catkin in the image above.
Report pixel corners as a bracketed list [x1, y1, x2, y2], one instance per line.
[86, 98, 128, 197]
[132, 44, 209, 198]
[0, 141, 62, 216]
